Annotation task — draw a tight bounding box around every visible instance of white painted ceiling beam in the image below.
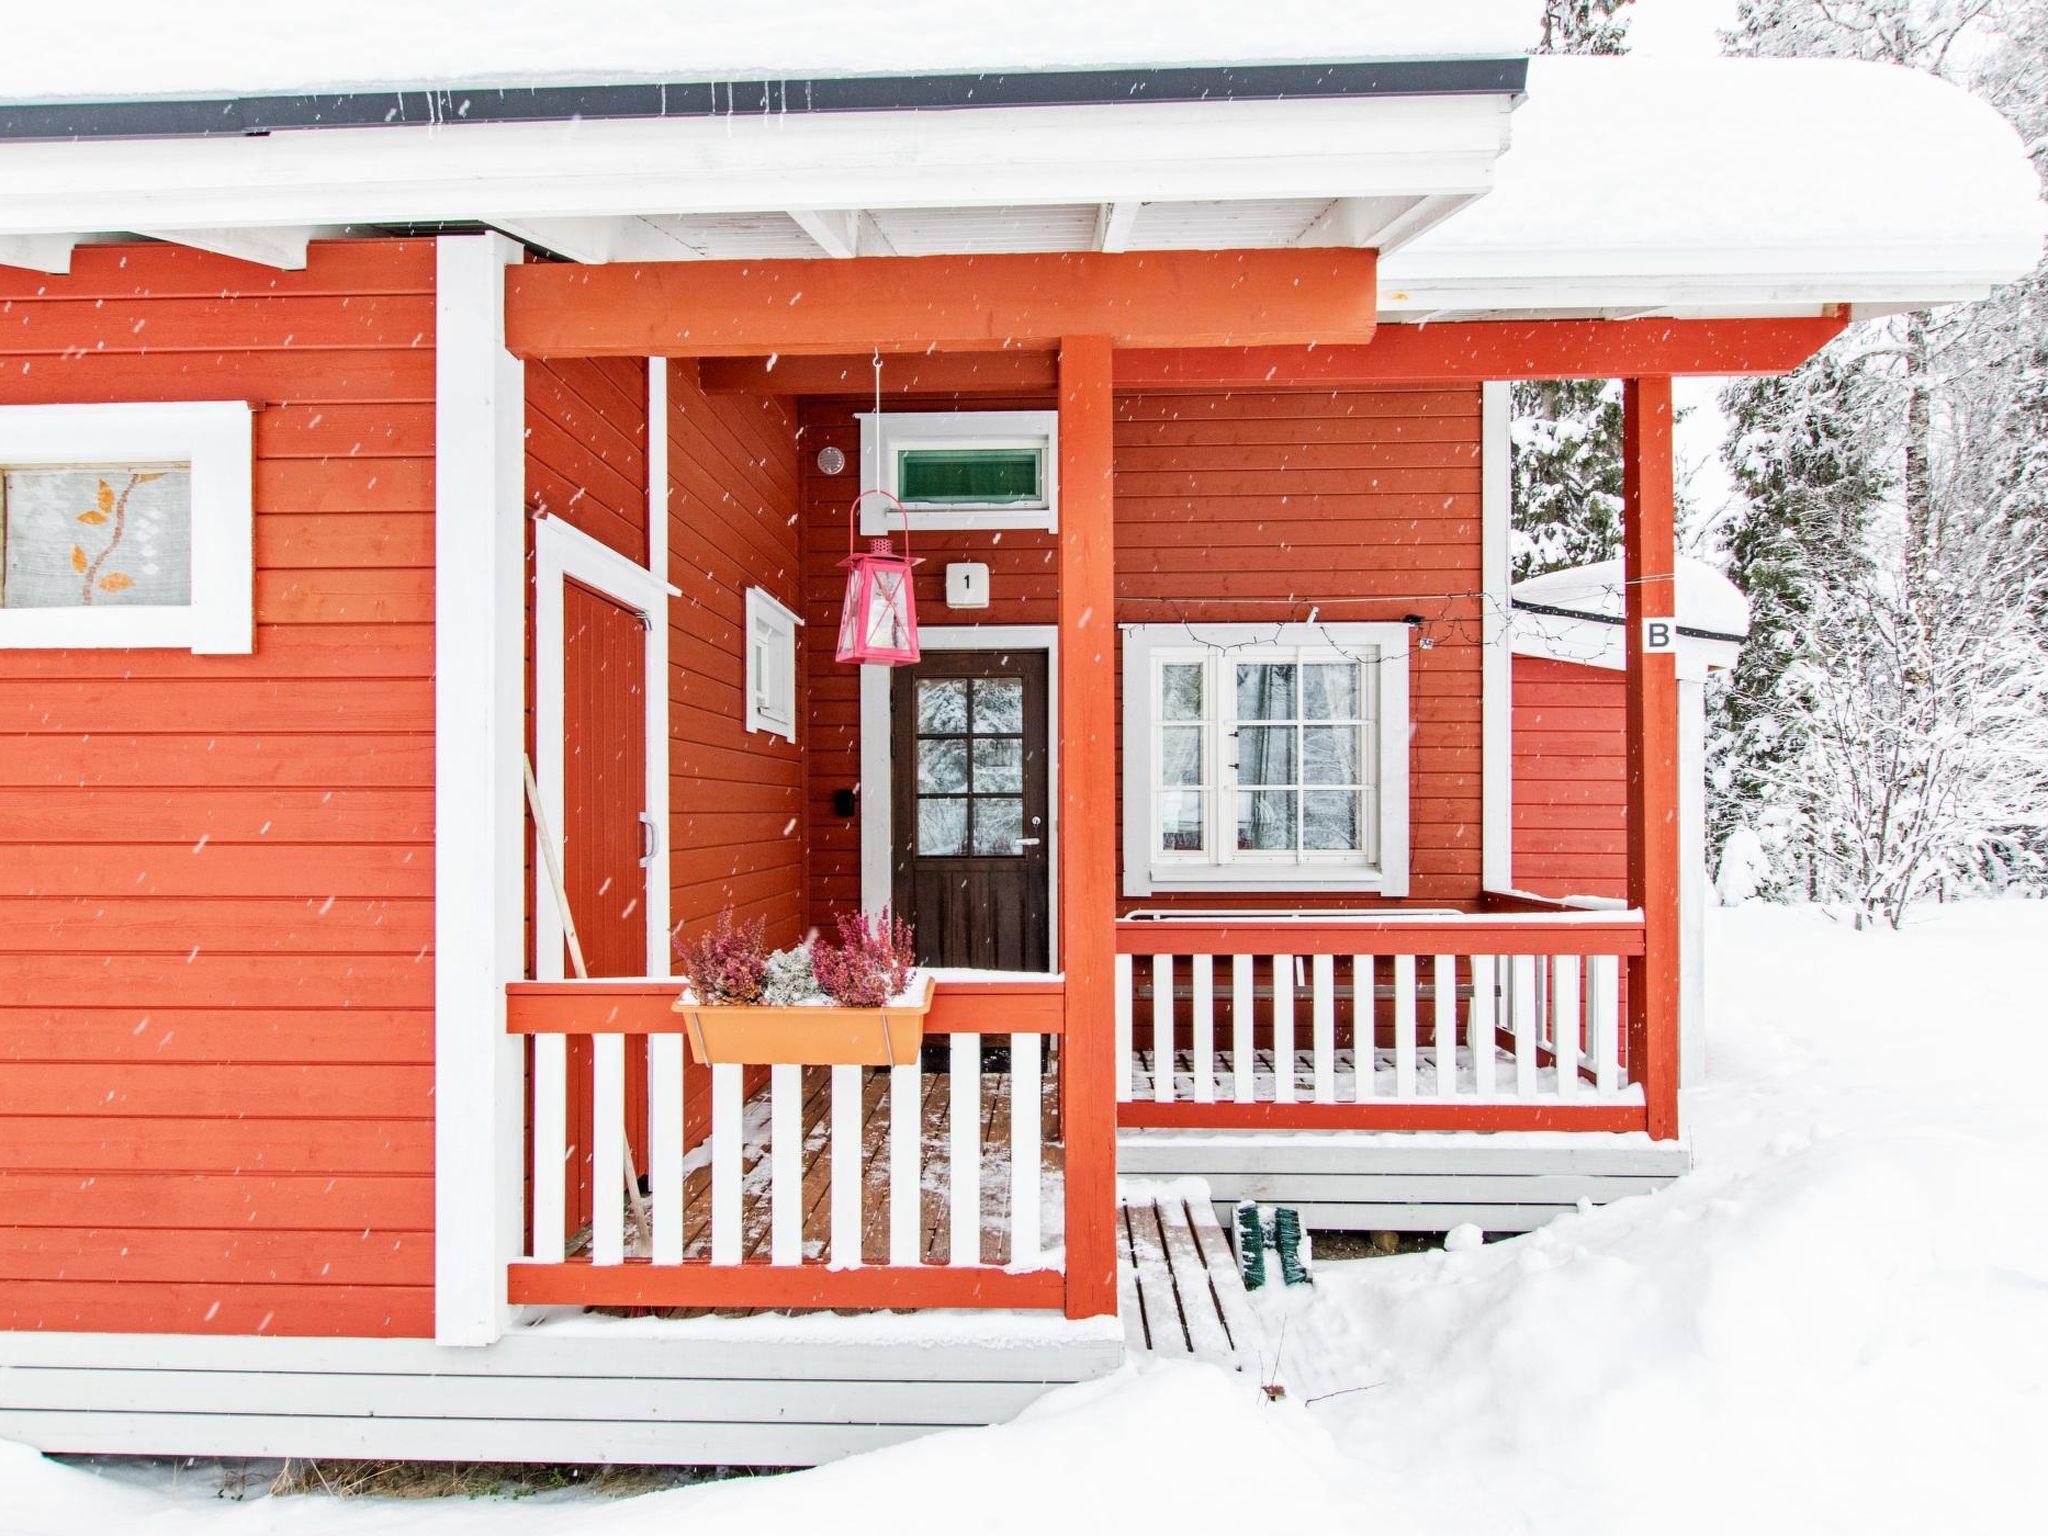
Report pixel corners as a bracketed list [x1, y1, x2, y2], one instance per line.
[787, 209, 862, 259]
[134, 225, 312, 269]
[0, 233, 76, 273]
[488, 215, 703, 263]
[1094, 200, 1141, 253]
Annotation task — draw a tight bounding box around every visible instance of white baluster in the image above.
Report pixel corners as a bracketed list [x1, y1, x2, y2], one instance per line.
[1512, 954, 1539, 1097]
[770, 1062, 802, 1265]
[830, 1063, 862, 1267]
[1191, 956, 1215, 1104]
[1271, 954, 1296, 1103]
[1232, 954, 1256, 1104]
[1470, 955, 1497, 1097]
[950, 1033, 981, 1267]
[710, 1061, 743, 1265]
[532, 1033, 568, 1263]
[1114, 953, 1134, 1102]
[649, 1033, 685, 1264]
[1393, 954, 1418, 1099]
[1152, 955, 1175, 1104]
[889, 1059, 922, 1266]
[592, 1032, 627, 1265]
[1553, 955, 1582, 1099]
[1589, 953, 1622, 1095]
[1010, 1032, 1042, 1269]
[1312, 953, 1336, 1104]
[1353, 955, 1376, 1101]
[1434, 954, 1458, 1096]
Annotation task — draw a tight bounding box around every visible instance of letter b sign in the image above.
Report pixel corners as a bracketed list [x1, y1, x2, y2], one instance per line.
[1640, 617, 1677, 655]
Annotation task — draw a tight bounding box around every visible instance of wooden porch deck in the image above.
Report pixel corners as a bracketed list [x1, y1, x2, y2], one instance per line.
[569, 1056, 1063, 1282]
[1117, 1183, 1264, 1375]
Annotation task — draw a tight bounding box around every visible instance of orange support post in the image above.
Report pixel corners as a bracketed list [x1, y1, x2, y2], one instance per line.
[1058, 334, 1119, 1319]
[1623, 377, 1682, 1141]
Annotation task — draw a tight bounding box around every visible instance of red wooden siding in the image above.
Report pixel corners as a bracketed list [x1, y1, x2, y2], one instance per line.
[1510, 654, 1627, 900]
[527, 357, 649, 564]
[801, 385, 1486, 928]
[667, 365, 807, 950]
[0, 240, 437, 1337]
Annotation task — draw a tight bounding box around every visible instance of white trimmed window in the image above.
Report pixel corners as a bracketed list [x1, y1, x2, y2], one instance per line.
[744, 586, 801, 742]
[1121, 623, 1410, 896]
[858, 410, 1058, 534]
[0, 401, 254, 653]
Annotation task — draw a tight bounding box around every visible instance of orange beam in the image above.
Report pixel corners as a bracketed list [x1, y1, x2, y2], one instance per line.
[696, 317, 1847, 393]
[1058, 334, 1119, 1322]
[1622, 376, 1682, 1142]
[506, 977, 1064, 1035]
[504, 249, 1377, 358]
[509, 1260, 1065, 1311]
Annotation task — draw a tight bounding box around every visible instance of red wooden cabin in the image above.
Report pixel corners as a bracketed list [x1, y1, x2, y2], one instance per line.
[0, 27, 2038, 1466]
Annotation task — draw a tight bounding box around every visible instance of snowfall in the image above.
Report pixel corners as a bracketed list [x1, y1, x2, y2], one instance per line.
[6, 900, 2043, 1534]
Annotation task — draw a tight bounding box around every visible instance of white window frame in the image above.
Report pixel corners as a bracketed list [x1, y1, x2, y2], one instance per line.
[743, 585, 802, 742]
[1121, 622, 1409, 898]
[0, 400, 254, 653]
[857, 409, 1059, 534]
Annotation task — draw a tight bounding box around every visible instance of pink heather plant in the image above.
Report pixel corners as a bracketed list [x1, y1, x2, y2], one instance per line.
[675, 912, 769, 1006]
[810, 908, 916, 1008]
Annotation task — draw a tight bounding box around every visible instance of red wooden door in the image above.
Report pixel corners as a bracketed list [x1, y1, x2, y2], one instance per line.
[559, 580, 650, 1242]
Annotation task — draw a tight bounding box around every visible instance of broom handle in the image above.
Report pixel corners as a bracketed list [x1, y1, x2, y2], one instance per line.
[522, 754, 651, 1244]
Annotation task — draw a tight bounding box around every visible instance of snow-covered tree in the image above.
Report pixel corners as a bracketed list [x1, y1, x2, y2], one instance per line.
[1536, 0, 1634, 54]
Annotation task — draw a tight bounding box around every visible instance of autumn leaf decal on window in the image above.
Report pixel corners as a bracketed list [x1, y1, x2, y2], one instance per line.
[76, 473, 145, 605]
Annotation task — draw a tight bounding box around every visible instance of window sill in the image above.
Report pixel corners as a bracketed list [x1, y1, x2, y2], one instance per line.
[1135, 865, 1393, 896]
[858, 506, 1057, 536]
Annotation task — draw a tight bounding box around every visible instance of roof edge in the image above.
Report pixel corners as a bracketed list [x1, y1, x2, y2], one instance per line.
[0, 58, 1529, 144]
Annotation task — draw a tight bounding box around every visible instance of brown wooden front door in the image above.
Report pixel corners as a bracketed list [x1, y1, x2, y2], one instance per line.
[891, 650, 1051, 971]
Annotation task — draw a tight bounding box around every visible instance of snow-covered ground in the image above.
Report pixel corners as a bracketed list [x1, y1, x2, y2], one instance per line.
[7, 901, 2043, 1534]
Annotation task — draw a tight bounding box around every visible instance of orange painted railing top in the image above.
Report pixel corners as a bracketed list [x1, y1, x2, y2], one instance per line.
[1114, 912, 1647, 957]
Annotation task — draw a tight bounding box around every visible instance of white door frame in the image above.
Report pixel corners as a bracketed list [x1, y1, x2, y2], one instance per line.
[532, 512, 678, 981]
[859, 624, 1060, 971]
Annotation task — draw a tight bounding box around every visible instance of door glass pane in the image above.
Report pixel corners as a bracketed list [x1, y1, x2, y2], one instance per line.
[972, 677, 1023, 733]
[1, 467, 192, 608]
[1302, 662, 1359, 720]
[917, 738, 968, 793]
[918, 797, 968, 855]
[1303, 790, 1360, 851]
[972, 796, 1023, 855]
[1236, 789, 1297, 852]
[1160, 663, 1204, 721]
[917, 678, 968, 734]
[972, 737, 1022, 793]
[1235, 663, 1296, 721]
[1159, 726, 1203, 786]
[1159, 790, 1205, 852]
[1302, 726, 1359, 785]
[1237, 726, 1295, 786]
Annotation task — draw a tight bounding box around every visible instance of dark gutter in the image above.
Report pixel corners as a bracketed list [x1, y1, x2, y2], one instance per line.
[1512, 597, 1747, 646]
[0, 58, 1527, 143]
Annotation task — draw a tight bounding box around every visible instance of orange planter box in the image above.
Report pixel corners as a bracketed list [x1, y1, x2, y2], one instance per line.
[673, 976, 937, 1067]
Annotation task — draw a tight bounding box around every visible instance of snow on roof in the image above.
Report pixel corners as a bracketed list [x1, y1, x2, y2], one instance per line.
[0, 0, 1532, 101]
[1512, 557, 1752, 640]
[1383, 55, 2047, 314]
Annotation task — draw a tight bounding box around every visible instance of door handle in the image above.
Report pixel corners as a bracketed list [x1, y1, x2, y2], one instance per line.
[1013, 837, 1042, 849]
[639, 811, 662, 868]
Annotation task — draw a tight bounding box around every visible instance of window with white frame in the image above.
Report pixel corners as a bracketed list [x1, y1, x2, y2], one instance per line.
[744, 586, 801, 742]
[0, 401, 254, 653]
[1121, 623, 1410, 896]
[857, 410, 1058, 534]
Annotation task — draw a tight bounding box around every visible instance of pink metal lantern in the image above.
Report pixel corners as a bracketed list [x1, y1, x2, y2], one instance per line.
[835, 490, 923, 665]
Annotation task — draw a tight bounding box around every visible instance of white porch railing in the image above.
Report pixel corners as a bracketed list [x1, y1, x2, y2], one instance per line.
[1114, 913, 1647, 1126]
[504, 980, 1065, 1309]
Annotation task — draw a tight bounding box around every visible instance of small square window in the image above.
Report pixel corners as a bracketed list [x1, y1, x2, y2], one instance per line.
[0, 402, 253, 653]
[743, 586, 802, 743]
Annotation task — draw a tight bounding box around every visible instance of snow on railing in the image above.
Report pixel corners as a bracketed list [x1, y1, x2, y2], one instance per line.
[503, 979, 1065, 1310]
[1113, 913, 1646, 1126]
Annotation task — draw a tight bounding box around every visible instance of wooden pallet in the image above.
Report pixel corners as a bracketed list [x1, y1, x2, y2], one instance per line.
[1116, 1182, 1262, 1373]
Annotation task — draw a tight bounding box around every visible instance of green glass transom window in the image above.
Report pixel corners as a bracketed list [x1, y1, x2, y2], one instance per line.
[896, 447, 1043, 506]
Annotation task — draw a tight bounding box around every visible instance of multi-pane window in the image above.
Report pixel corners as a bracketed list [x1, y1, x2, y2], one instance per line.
[914, 675, 1027, 857]
[1126, 624, 1410, 895]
